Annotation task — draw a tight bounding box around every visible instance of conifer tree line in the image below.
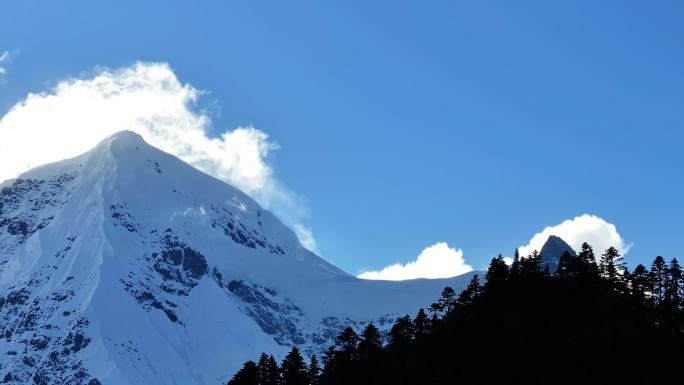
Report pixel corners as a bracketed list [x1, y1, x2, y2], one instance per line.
[229, 244, 684, 385]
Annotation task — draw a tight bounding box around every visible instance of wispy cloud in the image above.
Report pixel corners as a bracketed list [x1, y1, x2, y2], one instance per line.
[0, 51, 10, 80]
[358, 242, 473, 281]
[0, 61, 317, 251]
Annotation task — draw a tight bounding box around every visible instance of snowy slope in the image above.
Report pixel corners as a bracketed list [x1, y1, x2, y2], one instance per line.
[0, 131, 477, 385]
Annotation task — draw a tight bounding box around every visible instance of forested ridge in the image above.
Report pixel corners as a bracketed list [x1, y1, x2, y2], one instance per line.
[228, 244, 684, 385]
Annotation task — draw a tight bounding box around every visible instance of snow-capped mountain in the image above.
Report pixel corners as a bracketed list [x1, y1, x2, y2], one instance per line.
[0, 131, 477, 385]
[538, 235, 577, 272]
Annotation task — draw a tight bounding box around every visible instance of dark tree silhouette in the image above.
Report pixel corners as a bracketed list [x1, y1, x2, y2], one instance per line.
[484, 255, 509, 292]
[308, 355, 321, 385]
[413, 308, 430, 336]
[650, 256, 667, 307]
[663, 258, 683, 331]
[600, 246, 624, 285]
[256, 353, 279, 385]
[520, 250, 542, 279]
[230, 245, 684, 385]
[578, 242, 597, 273]
[320, 346, 337, 380]
[457, 275, 481, 307]
[665, 258, 683, 307]
[428, 302, 443, 319]
[630, 264, 650, 308]
[228, 361, 259, 385]
[556, 250, 575, 278]
[388, 315, 414, 346]
[280, 347, 308, 385]
[335, 327, 360, 361]
[358, 323, 382, 360]
[510, 248, 521, 278]
[438, 287, 456, 313]
[256, 353, 268, 381]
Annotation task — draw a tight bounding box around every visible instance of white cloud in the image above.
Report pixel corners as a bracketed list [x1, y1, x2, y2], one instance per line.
[518, 214, 630, 258]
[0, 61, 315, 250]
[358, 242, 473, 281]
[356, 215, 627, 281]
[293, 224, 318, 254]
[0, 51, 9, 79]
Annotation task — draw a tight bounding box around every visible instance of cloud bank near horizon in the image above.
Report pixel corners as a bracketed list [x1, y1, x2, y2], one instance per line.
[358, 242, 473, 281]
[359, 214, 629, 281]
[0, 61, 317, 252]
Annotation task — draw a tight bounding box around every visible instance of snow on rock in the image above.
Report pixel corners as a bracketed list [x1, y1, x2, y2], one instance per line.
[0, 131, 476, 384]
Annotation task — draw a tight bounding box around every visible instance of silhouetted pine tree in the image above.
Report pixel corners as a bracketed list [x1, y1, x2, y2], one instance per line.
[308, 355, 321, 385]
[577, 242, 598, 275]
[484, 255, 509, 293]
[280, 347, 308, 385]
[510, 249, 521, 279]
[357, 322, 383, 384]
[621, 265, 634, 296]
[665, 258, 683, 308]
[228, 361, 259, 385]
[388, 315, 414, 346]
[457, 275, 481, 307]
[266, 356, 280, 385]
[556, 250, 574, 279]
[428, 302, 443, 320]
[320, 346, 337, 381]
[630, 264, 650, 309]
[257, 353, 268, 383]
[413, 309, 430, 336]
[520, 250, 542, 279]
[600, 246, 624, 285]
[438, 287, 456, 313]
[650, 256, 667, 307]
[335, 327, 360, 361]
[663, 258, 683, 332]
[256, 353, 278, 385]
[358, 323, 382, 361]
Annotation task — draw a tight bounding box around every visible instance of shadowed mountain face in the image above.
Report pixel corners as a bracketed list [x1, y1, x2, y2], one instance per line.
[0, 131, 476, 385]
[538, 235, 576, 273]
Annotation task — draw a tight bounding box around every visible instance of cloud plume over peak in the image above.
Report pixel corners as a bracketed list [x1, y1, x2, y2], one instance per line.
[518, 214, 630, 258]
[0, 61, 316, 251]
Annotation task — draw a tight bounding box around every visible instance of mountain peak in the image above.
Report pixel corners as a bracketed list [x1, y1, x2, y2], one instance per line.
[87, 130, 147, 154]
[107, 129, 147, 146]
[539, 235, 576, 272]
[545, 235, 568, 245]
[95, 130, 152, 156]
[0, 133, 478, 385]
[109, 129, 145, 141]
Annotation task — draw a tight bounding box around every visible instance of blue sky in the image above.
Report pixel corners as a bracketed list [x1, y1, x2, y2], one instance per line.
[1, 1, 682, 276]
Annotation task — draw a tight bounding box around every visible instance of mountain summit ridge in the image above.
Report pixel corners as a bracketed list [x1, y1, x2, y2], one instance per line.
[0, 131, 476, 385]
[538, 235, 577, 272]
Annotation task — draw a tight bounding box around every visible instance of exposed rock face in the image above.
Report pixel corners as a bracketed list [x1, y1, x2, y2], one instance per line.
[539, 235, 577, 273]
